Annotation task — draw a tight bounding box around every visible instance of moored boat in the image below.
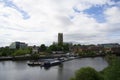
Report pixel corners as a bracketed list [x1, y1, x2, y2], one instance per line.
[43, 59, 62, 67]
[27, 59, 62, 67]
[27, 61, 44, 66]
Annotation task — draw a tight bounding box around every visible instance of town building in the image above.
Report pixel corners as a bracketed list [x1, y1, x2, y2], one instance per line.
[98, 43, 120, 54]
[32, 45, 39, 54]
[111, 47, 120, 55]
[9, 41, 28, 49]
[98, 43, 120, 48]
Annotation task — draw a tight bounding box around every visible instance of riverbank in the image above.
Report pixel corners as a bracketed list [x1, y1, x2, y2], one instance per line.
[70, 55, 120, 80]
[0, 54, 119, 61]
[100, 55, 120, 80]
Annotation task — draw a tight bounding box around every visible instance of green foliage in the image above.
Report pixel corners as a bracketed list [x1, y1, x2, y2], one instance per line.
[71, 55, 120, 80]
[62, 43, 69, 52]
[31, 53, 39, 59]
[0, 47, 32, 56]
[47, 44, 60, 52]
[0, 52, 2, 56]
[47, 43, 69, 52]
[12, 48, 30, 56]
[71, 67, 102, 80]
[0, 47, 15, 56]
[40, 44, 47, 52]
[102, 55, 120, 80]
[78, 51, 96, 56]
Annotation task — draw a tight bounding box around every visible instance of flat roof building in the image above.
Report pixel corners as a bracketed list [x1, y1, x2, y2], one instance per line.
[9, 41, 28, 49]
[98, 43, 119, 48]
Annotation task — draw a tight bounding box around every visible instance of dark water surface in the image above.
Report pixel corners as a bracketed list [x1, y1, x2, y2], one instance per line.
[0, 57, 108, 80]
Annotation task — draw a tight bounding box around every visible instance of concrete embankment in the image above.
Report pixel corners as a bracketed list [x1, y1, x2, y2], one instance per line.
[0, 56, 13, 60]
[79, 55, 105, 58]
[0, 55, 65, 61]
[0, 54, 118, 61]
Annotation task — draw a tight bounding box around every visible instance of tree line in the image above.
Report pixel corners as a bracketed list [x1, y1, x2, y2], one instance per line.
[70, 55, 120, 80]
[0, 43, 70, 56]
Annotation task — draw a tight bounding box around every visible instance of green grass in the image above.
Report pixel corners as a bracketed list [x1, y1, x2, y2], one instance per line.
[101, 55, 120, 80]
[70, 55, 120, 80]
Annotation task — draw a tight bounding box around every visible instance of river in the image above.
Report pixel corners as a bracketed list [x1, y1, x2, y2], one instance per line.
[0, 57, 108, 80]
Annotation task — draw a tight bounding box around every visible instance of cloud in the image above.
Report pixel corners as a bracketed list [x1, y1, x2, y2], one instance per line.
[104, 6, 120, 23]
[0, 0, 120, 47]
[0, 0, 30, 19]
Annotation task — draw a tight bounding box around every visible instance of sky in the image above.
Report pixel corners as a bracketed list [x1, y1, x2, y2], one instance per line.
[0, 0, 120, 47]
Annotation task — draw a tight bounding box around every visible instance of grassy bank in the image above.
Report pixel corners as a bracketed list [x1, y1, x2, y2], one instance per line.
[70, 54, 120, 80]
[101, 55, 120, 80]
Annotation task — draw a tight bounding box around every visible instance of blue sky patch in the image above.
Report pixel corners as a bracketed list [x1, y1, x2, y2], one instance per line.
[0, 0, 30, 19]
[83, 5, 106, 23]
[72, 0, 120, 23]
[111, 0, 120, 2]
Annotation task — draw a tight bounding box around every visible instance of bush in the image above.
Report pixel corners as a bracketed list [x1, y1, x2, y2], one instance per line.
[102, 56, 120, 80]
[31, 54, 39, 59]
[12, 48, 30, 56]
[71, 67, 102, 80]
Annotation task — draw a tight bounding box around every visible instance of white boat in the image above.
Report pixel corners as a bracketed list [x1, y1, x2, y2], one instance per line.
[27, 61, 44, 66]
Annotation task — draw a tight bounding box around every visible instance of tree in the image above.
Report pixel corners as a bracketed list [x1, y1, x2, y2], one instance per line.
[0, 47, 15, 56]
[63, 43, 69, 52]
[47, 43, 70, 53]
[12, 48, 30, 56]
[102, 55, 120, 80]
[40, 44, 47, 52]
[71, 67, 102, 80]
[48, 44, 57, 51]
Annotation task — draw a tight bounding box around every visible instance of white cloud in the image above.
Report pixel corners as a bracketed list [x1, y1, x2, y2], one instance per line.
[0, 0, 120, 46]
[104, 7, 120, 23]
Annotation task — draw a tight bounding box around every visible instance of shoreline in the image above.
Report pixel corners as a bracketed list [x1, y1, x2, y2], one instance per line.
[0, 55, 104, 61]
[0, 54, 119, 61]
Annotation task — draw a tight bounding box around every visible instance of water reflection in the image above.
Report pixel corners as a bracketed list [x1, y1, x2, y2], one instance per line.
[57, 64, 64, 80]
[0, 57, 108, 80]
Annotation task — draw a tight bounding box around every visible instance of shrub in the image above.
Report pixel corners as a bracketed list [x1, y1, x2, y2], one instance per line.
[71, 67, 102, 80]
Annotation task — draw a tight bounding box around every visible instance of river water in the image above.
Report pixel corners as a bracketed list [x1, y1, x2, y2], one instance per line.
[0, 57, 108, 80]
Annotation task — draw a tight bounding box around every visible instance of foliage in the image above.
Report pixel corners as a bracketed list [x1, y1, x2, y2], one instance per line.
[40, 44, 47, 52]
[71, 67, 102, 80]
[62, 43, 70, 52]
[48, 44, 62, 51]
[47, 43, 69, 52]
[0, 47, 32, 56]
[71, 55, 120, 80]
[0, 47, 15, 56]
[78, 51, 96, 56]
[12, 48, 30, 56]
[31, 53, 39, 59]
[102, 55, 120, 80]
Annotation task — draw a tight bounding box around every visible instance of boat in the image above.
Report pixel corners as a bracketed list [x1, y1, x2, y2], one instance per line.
[68, 56, 75, 60]
[27, 60, 44, 66]
[58, 57, 69, 62]
[43, 59, 62, 67]
[27, 59, 62, 67]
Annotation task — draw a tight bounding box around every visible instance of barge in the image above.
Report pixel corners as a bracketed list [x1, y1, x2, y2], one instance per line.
[27, 59, 62, 67]
[43, 59, 62, 67]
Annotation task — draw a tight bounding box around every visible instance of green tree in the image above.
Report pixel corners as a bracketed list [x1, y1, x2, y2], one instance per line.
[71, 67, 102, 80]
[47, 43, 71, 53]
[102, 55, 120, 80]
[0, 47, 15, 56]
[40, 44, 47, 52]
[63, 43, 69, 52]
[12, 48, 30, 56]
[48, 44, 57, 51]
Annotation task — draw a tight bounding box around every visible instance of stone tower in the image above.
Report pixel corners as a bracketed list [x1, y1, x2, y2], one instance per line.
[58, 33, 63, 45]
